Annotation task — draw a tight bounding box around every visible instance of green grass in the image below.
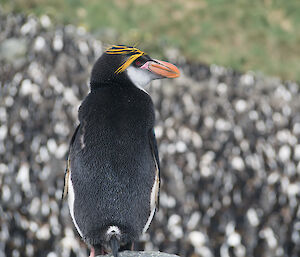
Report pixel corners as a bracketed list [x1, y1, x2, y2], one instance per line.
[2, 0, 300, 81]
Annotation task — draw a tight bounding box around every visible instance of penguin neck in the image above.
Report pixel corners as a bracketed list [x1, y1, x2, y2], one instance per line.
[90, 78, 134, 91]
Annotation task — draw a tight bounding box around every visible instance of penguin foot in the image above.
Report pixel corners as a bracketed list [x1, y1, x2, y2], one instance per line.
[89, 247, 95, 257]
[91, 245, 107, 256]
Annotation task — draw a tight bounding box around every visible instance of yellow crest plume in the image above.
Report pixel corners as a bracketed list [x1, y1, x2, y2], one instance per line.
[105, 45, 145, 74]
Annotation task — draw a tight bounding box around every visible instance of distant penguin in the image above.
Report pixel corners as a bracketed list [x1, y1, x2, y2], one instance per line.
[62, 45, 180, 257]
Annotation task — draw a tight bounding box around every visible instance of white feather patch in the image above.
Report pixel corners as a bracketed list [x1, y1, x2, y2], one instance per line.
[80, 134, 85, 149]
[68, 172, 83, 237]
[107, 226, 121, 235]
[80, 121, 86, 150]
[126, 66, 152, 94]
[143, 170, 159, 233]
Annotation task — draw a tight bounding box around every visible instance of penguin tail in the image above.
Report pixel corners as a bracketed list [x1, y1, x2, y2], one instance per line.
[109, 235, 120, 257]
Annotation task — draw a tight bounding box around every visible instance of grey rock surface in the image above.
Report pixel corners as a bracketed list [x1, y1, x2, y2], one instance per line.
[1, 12, 300, 257]
[96, 251, 178, 257]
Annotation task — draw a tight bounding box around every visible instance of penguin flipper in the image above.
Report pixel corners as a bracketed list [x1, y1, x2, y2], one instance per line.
[62, 157, 70, 200]
[62, 124, 80, 200]
[148, 128, 161, 210]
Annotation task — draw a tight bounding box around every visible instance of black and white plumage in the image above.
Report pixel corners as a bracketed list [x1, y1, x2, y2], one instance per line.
[62, 45, 180, 257]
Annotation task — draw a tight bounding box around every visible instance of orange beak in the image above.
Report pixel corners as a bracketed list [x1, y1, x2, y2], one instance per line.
[146, 59, 180, 78]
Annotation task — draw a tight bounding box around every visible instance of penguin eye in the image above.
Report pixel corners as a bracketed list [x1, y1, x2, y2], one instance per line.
[134, 60, 142, 67]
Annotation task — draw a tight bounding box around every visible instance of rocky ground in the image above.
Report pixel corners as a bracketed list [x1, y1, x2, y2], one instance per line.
[1, 12, 300, 257]
[96, 251, 178, 257]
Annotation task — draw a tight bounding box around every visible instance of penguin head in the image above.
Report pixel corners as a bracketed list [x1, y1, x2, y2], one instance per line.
[90, 45, 180, 90]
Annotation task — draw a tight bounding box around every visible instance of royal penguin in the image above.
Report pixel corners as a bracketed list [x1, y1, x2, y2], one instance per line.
[62, 45, 180, 257]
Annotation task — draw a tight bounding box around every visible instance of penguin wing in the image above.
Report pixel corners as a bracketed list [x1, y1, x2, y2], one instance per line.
[148, 128, 161, 209]
[62, 124, 80, 200]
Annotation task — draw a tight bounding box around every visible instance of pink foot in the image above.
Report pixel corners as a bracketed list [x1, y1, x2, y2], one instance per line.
[89, 247, 95, 257]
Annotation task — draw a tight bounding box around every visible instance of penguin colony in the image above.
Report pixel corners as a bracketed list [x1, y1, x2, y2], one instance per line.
[62, 45, 180, 257]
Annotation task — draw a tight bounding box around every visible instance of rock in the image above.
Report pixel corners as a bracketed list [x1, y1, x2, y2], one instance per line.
[96, 251, 179, 257]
